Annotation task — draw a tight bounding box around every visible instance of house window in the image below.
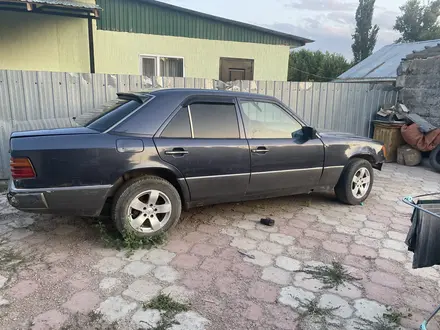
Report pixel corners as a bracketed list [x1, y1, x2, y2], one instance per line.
[140, 55, 184, 77]
[219, 57, 254, 82]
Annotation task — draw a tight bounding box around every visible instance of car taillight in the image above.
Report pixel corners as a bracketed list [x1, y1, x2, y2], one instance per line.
[10, 157, 36, 179]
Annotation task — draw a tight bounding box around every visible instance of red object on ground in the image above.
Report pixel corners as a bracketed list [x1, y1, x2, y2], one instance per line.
[401, 124, 440, 152]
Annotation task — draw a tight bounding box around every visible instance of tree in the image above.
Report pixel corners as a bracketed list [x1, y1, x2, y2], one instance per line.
[352, 0, 380, 64]
[288, 50, 352, 82]
[394, 0, 440, 42]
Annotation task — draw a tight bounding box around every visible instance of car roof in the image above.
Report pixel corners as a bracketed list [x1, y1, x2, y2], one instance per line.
[134, 88, 277, 101]
[111, 88, 288, 136]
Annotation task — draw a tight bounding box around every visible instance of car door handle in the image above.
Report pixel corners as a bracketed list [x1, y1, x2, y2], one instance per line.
[251, 147, 269, 154]
[165, 148, 189, 156]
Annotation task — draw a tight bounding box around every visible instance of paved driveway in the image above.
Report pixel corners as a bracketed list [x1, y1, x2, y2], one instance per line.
[0, 164, 440, 330]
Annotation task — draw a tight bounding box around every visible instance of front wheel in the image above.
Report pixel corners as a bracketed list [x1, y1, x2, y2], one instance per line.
[335, 159, 374, 205]
[112, 176, 182, 238]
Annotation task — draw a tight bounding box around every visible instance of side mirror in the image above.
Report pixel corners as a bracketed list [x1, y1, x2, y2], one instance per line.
[301, 126, 317, 140]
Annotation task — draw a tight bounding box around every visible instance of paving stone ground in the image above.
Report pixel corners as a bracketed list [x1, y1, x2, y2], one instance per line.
[1, 164, 440, 329]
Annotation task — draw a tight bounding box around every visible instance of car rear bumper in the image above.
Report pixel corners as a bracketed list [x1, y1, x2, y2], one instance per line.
[7, 180, 111, 217]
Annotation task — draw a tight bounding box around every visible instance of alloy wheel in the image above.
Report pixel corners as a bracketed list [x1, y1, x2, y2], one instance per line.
[351, 167, 371, 199]
[127, 189, 172, 233]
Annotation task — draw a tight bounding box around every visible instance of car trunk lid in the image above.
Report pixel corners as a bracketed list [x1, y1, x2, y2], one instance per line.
[11, 127, 99, 138]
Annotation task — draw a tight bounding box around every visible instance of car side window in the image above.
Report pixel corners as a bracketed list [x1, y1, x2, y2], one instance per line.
[161, 107, 192, 138]
[190, 103, 240, 139]
[240, 100, 302, 139]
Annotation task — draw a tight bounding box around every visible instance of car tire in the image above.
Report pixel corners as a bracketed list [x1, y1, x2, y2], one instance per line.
[112, 175, 181, 238]
[429, 145, 440, 172]
[334, 158, 374, 205]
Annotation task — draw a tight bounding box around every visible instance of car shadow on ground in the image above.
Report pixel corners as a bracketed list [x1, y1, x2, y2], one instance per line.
[2, 193, 343, 255]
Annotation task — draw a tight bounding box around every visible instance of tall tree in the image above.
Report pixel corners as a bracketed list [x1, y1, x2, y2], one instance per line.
[288, 50, 352, 82]
[394, 0, 440, 42]
[352, 0, 380, 64]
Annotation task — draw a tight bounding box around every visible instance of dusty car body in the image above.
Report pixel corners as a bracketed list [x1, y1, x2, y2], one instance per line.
[7, 89, 385, 237]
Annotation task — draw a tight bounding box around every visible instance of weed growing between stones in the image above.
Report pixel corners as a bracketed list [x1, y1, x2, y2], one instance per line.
[299, 298, 339, 318]
[297, 261, 359, 289]
[355, 308, 407, 330]
[96, 221, 166, 256]
[143, 293, 189, 330]
[60, 311, 118, 330]
[297, 298, 340, 330]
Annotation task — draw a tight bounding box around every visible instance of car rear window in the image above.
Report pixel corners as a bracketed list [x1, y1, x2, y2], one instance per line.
[74, 98, 144, 132]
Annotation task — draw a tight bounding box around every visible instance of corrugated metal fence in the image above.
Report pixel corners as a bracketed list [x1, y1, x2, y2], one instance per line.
[0, 70, 397, 179]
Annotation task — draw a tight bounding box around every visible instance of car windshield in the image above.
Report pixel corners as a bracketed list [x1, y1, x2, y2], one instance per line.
[74, 98, 144, 132]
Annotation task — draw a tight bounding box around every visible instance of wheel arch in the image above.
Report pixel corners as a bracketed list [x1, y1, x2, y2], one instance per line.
[101, 166, 190, 216]
[348, 153, 375, 164]
[336, 155, 376, 186]
[348, 153, 382, 170]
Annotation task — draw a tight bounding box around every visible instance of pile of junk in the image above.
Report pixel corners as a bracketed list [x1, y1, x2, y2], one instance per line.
[372, 103, 440, 171]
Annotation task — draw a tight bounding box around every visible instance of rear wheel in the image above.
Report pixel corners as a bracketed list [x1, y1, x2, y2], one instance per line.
[335, 158, 374, 205]
[112, 176, 181, 237]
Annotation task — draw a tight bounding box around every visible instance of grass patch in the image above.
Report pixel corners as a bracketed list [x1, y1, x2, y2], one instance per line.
[144, 293, 189, 314]
[96, 221, 166, 256]
[299, 298, 339, 318]
[60, 311, 118, 330]
[384, 310, 406, 325]
[297, 299, 339, 330]
[142, 293, 189, 330]
[355, 308, 408, 330]
[297, 261, 358, 289]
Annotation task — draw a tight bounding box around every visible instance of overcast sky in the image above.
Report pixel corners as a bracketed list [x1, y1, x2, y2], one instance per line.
[163, 0, 408, 60]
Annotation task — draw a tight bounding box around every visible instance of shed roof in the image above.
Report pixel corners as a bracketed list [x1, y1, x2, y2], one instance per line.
[337, 39, 440, 82]
[141, 0, 313, 45]
[1, 0, 99, 9]
[96, 0, 313, 46]
[0, 0, 100, 18]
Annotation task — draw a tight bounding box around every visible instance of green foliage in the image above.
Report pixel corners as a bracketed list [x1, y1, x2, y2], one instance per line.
[354, 307, 410, 330]
[297, 299, 340, 329]
[297, 261, 359, 289]
[394, 0, 440, 42]
[143, 294, 189, 330]
[299, 298, 340, 319]
[96, 221, 166, 256]
[144, 294, 189, 314]
[352, 0, 380, 64]
[288, 49, 352, 82]
[60, 312, 118, 330]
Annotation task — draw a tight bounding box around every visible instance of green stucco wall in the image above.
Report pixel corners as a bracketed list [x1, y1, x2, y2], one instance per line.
[95, 30, 290, 80]
[0, 10, 290, 81]
[0, 11, 90, 72]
